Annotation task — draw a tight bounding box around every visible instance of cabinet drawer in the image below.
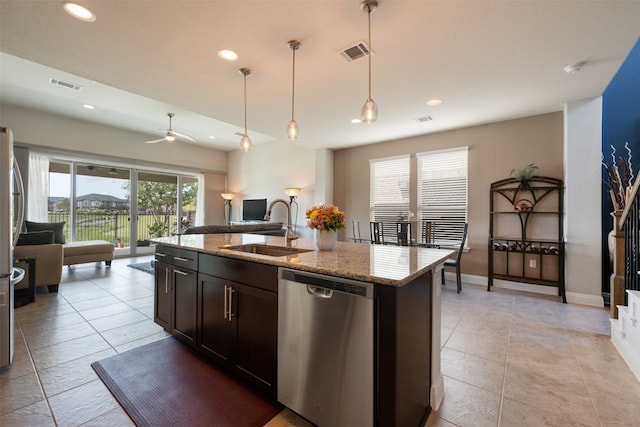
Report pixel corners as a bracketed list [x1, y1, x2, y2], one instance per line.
[154, 245, 172, 262]
[172, 248, 198, 270]
[198, 253, 277, 292]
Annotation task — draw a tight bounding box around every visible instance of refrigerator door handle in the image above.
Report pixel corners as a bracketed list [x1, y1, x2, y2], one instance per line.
[12, 157, 24, 248]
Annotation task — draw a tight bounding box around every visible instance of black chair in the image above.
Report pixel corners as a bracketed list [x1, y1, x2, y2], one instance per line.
[442, 223, 468, 293]
[370, 221, 385, 244]
[420, 221, 438, 248]
[395, 222, 412, 246]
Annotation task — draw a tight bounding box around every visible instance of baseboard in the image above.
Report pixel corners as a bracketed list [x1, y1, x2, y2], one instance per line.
[611, 319, 640, 383]
[451, 273, 604, 307]
[430, 372, 444, 411]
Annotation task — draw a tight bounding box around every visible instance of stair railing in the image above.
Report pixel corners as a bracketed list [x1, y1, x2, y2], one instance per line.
[615, 175, 640, 318]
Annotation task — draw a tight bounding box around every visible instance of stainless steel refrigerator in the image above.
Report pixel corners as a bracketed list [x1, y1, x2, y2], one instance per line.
[0, 127, 26, 368]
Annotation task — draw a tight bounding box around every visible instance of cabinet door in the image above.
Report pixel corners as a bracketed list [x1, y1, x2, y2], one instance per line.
[235, 283, 277, 395]
[172, 267, 197, 346]
[154, 261, 172, 331]
[198, 273, 236, 367]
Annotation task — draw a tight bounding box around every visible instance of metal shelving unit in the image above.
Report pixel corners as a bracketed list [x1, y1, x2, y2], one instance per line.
[488, 176, 566, 303]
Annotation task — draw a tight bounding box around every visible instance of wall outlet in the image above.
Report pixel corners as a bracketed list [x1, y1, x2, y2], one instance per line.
[529, 259, 537, 269]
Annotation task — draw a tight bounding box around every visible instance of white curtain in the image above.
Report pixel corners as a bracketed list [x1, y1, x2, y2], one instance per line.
[195, 174, 205, 226]
[27, 154, 49, 222]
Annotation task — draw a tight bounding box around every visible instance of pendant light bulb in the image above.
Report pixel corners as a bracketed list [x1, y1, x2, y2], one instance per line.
[239, 68, 253, 152]
[361, 0, 378, 123]
[287, 40, 301, 140]
[287, 119, 299, 139]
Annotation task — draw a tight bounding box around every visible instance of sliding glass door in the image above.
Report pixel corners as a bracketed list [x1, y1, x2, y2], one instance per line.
[44, 157, 200, 258]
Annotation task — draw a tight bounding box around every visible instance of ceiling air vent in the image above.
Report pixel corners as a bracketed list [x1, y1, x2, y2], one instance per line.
[415, 115, 434, 123]
[49, 77, 82, 91]
[338, 41, 370, 62]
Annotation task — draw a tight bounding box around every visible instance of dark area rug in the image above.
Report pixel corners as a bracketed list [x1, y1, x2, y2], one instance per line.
[92, 337, 282, 427]
[127, 261, 154, 274]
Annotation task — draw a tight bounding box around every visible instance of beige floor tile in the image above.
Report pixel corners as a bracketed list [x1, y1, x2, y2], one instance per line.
[38, 348, 116, 398]
[30, 333, 111, 370]
[17, 310, 87, 336]
[423, 414, 458, 427]
[0, 371, 45, 415]
[80, 406, 136, 426]
[445, 327, 509, 363]
[503, 362, 600, 426]
[500, 396, 597, 427]
[48, 379, 119, 427]
[441, 347, 505, 393]
[0, 399, 55, 427]
[99, 318, 165, 347]
[436, 376, 501, 427]
[89, 309, 149, 332]
[78, 301, 137, 321]
[263, 408, 315, 427]
[23, 321, 98, 351]
[590, 390, 640, 426]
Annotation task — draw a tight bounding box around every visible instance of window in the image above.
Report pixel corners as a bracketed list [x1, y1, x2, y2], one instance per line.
[417, 147, 468, 246]
[370, 155, 410, 241]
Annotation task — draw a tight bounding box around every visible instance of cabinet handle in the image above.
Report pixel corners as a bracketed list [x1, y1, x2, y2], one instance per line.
[224, 285, 229, 320]
[173, 256, 191, 262]
[155, 252, 168, 257]
[165, 268, 169, 294]
[227, 288, 235, 321]
[174, 269, 190, 276]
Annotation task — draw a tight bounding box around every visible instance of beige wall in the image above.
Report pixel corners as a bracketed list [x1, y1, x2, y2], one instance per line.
[334, 112, 564, 278]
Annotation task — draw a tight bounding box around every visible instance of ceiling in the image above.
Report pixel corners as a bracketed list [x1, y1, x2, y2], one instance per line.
[1, 1, 639, 152]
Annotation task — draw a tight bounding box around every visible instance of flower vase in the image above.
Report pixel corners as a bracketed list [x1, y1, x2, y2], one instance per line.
[316, 230, 337, 251]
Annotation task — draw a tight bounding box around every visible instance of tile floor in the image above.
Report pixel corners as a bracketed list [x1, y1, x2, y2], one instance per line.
[1, 257, 638, 426]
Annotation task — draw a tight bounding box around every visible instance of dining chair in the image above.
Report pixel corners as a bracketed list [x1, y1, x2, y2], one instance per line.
[442, 223, 468, 293]
[351, 220, 367, 243]
[420, 221, 438, 248]
[395, 222, 412, 246]
[370, 221, 385, 244]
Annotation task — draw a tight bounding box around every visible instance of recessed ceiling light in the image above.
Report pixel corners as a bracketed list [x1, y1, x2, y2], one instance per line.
[351, 118, 362, 124]
[63, 2, 96, 22]
[218, 50, 238, 61]
[208, 136, 216, 139]
[426, 99, 442, 106]
[82, 104, 95, 109]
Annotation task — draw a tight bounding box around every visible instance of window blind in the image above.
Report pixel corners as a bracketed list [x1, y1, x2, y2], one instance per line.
[417, 147, 468, 247]
[370, 155, 410, 241]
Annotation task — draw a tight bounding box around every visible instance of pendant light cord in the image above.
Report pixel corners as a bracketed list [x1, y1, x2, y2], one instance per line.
[291, 47, 296, 120]
[367, 6, 372, 100]
[243, 73, 248, 134]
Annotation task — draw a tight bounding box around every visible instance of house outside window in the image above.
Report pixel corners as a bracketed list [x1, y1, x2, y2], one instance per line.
[369, 155, 410, 241]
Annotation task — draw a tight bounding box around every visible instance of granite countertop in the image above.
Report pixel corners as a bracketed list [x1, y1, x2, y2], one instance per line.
[152, 233, 454, 286]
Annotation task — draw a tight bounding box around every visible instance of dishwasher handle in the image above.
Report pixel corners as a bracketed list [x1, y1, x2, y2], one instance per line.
[307, 285, 333, 298]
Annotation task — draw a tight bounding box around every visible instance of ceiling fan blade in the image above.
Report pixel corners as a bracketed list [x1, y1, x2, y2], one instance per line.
[171, 131, 196, 143]
[144, 138, 166, 144]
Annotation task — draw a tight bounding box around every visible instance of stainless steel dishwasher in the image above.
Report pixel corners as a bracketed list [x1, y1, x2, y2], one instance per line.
[278, 268, 375, 427]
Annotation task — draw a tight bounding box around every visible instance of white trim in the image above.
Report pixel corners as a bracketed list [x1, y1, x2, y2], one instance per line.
[611, 319, 640, 383]
[454, 273, 604, 307]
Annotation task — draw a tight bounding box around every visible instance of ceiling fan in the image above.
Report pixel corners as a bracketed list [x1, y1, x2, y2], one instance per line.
[144, 112, 196, 144]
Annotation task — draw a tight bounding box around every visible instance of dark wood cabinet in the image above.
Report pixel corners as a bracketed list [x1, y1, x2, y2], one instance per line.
[198, 273, 277, 394]
[488, 176, 566, 302]
[154, 260, 172, 330]
[154, 247, 278, 397]
[172, 266, 197, 346]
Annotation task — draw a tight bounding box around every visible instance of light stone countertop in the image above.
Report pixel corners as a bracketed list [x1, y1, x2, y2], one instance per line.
[152, 233, 454, 286]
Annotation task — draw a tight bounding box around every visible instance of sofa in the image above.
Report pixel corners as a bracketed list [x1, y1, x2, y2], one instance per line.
[14, 221, 115, 295]
[183, 222, 286, 236]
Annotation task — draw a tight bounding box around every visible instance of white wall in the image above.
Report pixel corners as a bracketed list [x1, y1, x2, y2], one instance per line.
[564, 97, 604, 306]
[227, 140, 319, 239]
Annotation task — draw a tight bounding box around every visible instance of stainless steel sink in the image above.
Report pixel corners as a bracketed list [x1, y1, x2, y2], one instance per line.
[222, 244, 312, 257]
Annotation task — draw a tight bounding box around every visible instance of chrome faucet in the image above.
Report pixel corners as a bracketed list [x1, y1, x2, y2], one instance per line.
[264, 198, 298, 245]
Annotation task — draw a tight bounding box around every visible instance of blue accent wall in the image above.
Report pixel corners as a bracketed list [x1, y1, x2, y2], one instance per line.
[602, 37, 640, 295]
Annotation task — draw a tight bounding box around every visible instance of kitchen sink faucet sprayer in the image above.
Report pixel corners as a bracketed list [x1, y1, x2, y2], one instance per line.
[264, 199, 298, 246]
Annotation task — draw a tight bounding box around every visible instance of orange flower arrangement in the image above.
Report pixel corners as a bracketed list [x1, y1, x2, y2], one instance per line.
[305, 204, 345, 232]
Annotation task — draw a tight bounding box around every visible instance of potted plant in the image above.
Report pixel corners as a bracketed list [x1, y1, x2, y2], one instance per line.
[510, 163, 538, 182]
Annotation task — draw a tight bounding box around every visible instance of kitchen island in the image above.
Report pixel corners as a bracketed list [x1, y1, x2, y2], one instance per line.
[152, 233, 453, 427]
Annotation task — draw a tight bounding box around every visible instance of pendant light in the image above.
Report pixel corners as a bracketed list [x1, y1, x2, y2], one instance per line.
[239, 68, 253, 152]
[286, 40, 301, 140]
[361, 0, 378, 123]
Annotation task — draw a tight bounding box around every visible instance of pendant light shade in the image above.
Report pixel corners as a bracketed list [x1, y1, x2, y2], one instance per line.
[239, 68, 253, 152]
[361, 0, 378, 123]
[287, 40, 301, 140]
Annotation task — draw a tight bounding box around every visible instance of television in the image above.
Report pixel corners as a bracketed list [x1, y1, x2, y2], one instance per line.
[242, 198, 267, 221]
